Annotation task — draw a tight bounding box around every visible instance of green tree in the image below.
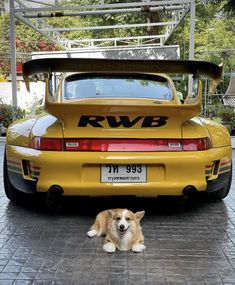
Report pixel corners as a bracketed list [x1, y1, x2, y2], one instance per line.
[168, 1, 234, 71]
[209, 0, 235, 16]
[0, 13, 60, 75]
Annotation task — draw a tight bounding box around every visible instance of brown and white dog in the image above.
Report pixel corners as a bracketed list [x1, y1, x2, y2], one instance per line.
[87, 208, 145, 253]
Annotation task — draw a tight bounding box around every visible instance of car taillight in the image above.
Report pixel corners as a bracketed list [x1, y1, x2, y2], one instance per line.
[182, 138, 212, 151]
[65, 138, 183, 151]
[30, 137, 212, 152]
[30, 137, 63, 151]
[64, 138, 212, 152]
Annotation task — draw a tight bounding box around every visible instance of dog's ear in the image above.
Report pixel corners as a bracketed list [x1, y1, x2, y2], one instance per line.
[107, 210, 113, 218]
[135, 211, 145, 221]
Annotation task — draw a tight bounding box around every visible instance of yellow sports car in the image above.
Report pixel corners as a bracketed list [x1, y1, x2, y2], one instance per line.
[4, 58, 232, 204]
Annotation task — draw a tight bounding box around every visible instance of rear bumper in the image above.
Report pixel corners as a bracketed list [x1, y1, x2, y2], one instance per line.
[6, 145, 232, 196]
[206, 172, 231, 193]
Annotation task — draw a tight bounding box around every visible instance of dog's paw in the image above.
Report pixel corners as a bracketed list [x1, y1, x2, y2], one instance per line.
[87, 229, 98, 238]
[132, 244, 146, 253]
[103, 242, 116, 253]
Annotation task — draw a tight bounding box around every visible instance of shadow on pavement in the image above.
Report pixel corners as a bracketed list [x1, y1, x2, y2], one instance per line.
[8, 193, 221, 217]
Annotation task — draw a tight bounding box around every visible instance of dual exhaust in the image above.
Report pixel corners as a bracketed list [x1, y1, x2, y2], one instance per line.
[45, 185, 198, 208]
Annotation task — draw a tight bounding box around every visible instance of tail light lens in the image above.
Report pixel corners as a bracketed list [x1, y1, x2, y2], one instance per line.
[65, 138, 182, 151]
[30, 137, 212, 152]
[30, 137, 63, 151]
[182, 138, 212, 151]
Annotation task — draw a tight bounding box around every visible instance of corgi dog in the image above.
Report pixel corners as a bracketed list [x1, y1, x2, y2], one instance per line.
[87, 208, 145, 253]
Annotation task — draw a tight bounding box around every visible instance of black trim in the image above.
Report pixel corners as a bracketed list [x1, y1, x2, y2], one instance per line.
[219, 166, 231, 172]
[206, 171, 231, 193]
[23, 58, 222, 80]
[66, 73, 169, 83]
[8, 172, 37, 194]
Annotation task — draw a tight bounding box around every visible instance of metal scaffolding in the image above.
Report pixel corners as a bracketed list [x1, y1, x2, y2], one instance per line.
[9, 0, 196, 107]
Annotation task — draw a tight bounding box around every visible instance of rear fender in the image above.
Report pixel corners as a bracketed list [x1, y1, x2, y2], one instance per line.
[182, 117, 211, 139]
[200, 117, 231, 147]
[29, 114, 64, 141]
[7, 118, 37, 147]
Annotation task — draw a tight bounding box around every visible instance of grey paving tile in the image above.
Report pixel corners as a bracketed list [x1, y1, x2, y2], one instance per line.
[35, 273, 55, 280]
[0, 280, 14, 285]
[203, 276, 223, 285]
[0, 258, 9, 266]
[165, 274, 187, 285]
[3, 265, 23, 273]
[32, 281, 52, 285]
[8, 259, 27, 266]
[146, 273, 166, 284]
[13, 281, 34, 285]
[17, 271, 38, 280]
[0, 272, 19, 279]
[52, 273, 73, 284]
[0, 281, 14, 285]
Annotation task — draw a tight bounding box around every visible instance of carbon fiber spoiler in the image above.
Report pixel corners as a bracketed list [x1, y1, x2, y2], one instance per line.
[23, 58, 222, 85]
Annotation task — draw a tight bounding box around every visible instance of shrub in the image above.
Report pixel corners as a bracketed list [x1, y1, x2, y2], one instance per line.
[214, 104, 235, 134]
[0, 103, 25, 129]
[217, 105, 235, 124]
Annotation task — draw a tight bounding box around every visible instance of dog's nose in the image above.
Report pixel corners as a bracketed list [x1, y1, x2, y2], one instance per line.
[119, 224, 125, 230]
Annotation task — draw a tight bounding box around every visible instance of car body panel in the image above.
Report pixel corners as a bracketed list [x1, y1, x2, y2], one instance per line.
[200, 117, 231, 147]
[7, 117, 37, 147]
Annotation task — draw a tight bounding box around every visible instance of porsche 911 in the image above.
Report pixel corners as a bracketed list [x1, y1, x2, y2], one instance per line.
[3, 58, 232, 204]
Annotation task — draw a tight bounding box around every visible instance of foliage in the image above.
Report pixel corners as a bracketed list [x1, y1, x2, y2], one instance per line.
[49, 0, 158, 42]
[206, 102, 235, 134]
[208, 0, 235, 16]
[0, 0, 233, 70]
[168, 1, 235, 72]
[0, 102, 25, 129]
[0, 13, 60, 74]
[217, 104, 235, 123]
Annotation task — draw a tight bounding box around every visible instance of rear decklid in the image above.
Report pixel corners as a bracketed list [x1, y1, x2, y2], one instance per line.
[23, 58, 222, 139]
[41, 99, 198, 139]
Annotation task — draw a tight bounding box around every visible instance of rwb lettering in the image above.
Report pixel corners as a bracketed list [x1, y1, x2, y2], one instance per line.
[78, 115, 168, 128]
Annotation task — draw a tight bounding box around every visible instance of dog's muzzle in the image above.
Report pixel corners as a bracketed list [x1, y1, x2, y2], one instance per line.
[118, 224, 129, 236]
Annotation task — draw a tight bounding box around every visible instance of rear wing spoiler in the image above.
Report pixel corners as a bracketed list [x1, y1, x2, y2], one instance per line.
[22, 58, 223, 123]
[23, 58, 223, 91]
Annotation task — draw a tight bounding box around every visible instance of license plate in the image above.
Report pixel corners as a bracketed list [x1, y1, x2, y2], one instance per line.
[101, 164, 147, 183]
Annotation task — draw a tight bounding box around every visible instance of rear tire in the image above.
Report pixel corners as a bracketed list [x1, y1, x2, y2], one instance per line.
[3, 150, 24, 203]
[206, 168, 232, 201]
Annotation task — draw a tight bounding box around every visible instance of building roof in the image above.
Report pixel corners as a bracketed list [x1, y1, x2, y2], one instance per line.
[223, 74, 235, 108]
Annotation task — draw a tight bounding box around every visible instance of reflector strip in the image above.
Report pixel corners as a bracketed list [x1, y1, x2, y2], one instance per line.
[219, 160, 232, 174]
[220, 161, 231, 167]
[7, 158, 22, 175]
[205, 164, 213, 176]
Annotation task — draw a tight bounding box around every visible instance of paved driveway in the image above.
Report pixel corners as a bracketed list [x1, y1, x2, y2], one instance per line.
[0, 140, 235, 285]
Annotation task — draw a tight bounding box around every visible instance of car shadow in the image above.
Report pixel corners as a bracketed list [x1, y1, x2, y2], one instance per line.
[8, 194, 225, 217]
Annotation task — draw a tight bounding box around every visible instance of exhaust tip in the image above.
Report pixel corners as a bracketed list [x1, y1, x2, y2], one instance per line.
[183, 185, 198, 197]
[48, 185, 64, 196]
[46, 185, 63, 210]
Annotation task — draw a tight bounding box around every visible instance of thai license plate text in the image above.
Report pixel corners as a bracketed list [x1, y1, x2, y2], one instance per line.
[101, 164, 147, 183]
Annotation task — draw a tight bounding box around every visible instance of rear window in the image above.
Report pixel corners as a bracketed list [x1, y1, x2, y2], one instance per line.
[64, 74, 172, 100]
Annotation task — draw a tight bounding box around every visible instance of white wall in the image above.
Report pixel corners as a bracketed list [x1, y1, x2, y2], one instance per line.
[32, 45, 180, 60]
[0, 81, 45, 110]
